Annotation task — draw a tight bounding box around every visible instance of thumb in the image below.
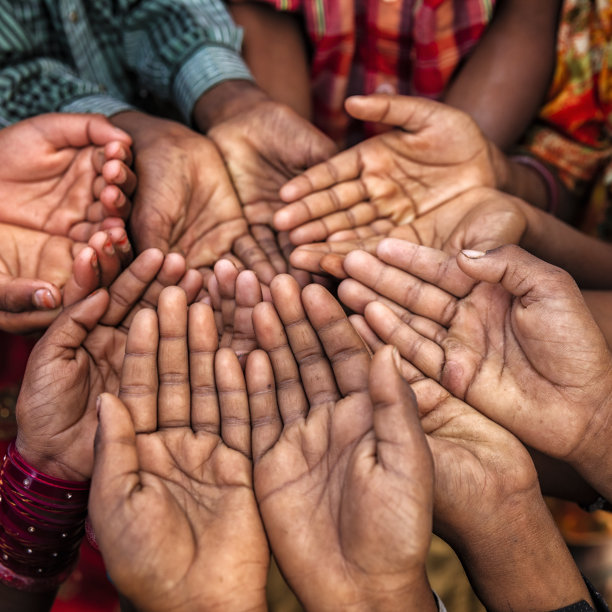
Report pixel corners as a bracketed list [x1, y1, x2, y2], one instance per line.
[345, 94, 456, 132]
[0, 272, 61, 313]
[90, 393, 140, 529]
[369, 345, 431, 470]
[456, 244, 580, 302]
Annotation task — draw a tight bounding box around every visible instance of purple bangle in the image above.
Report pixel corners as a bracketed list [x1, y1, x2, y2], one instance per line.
[510, 154, 560, 216]
[0, 443, 89, 590]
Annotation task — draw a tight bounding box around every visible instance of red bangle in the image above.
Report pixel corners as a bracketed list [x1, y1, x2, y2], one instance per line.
[0, 443, 89, 591]
[510, 154, 560, 216]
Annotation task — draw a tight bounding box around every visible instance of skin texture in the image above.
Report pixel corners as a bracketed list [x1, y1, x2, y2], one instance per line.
[111, 111, 278, 284]
[274, 95, 498, 245]
[289, 187, 527, 277]
[341, 241, 612, 503]
[408, 372, 593, 611]
[0, 223, 132, 333]
[249, 275, 436, 612]
[14, 250, 203, 482]
[90, 290, 268, 612]
[0, 113, 135, 241]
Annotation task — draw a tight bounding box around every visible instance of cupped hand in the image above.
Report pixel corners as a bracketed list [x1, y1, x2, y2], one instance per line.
[89, 289, 268, 612]
[112, 112, 278, 283]
[14, 249, 203, 481]
[275, 95, 498, 245]
[290, 188, 527, 278]
[353, 242, 612, 501]
[248, 274, 435, 611]
[0, 222, 132, 333]
[0, 113, 135, 241]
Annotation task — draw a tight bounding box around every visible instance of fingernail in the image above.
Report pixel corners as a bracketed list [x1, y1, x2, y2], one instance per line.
[33, 288, 56, 310]
[461, 249, 486, 259]
[90, 251, 98, 268]
[96, 395, 102, 418]
[103, 239, 115, 256]
[392, 346, 402, 371]
[117, 234, 131, 253]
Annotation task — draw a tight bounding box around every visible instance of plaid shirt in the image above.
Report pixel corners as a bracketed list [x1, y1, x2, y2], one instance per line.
[249, 0, 495, 146]
[0, 0, 253, 126]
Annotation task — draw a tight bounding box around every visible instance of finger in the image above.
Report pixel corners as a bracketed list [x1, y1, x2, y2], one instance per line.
[276, 178, 369, 235]
[364, 301, 445, 380]
[377, 239, 474, 298]
[0, 273, 60, 313]
[369, 346, 432, 473]
[90, 393, 140, 517]
[343, 249, 458, 326]
[250, 225, 288, 273]
[319, 254, 349, 279]
[301, 283, 371, 397]
[102, 159, 138, 198]
[345, 94, 451, 132]
[231, 269, 263, 363]
[246, 350, 282, 464]
[85, 230, 123, 287]
[278, 230, 312, 287]
[100, 248, 165, 327]
[116, 252, 188, 330]
[329, 219, 395, 242]
[119, 307, 159, 434]
[252, 301, 309, 424]
[188, 302, 220, 434]
[104, 140, 134, 166]
[177, 268, 204, 304]
[215, 347, 251, 457]
[62, 246, 101, 307]
[277, 150, 362, 206]
[288, 201, 378, 245]
[232, 232, 277, 286]
[290, 238, 378, 275]
[213, 258, 239, 347]
[157, 287, 190, 429]
[40, 113, 132, 149]
[269, 275, 340, 407]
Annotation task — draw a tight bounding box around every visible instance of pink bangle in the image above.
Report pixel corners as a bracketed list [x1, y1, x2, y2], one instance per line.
[0, 443, 89, 591]
[510, 154, 560, 216]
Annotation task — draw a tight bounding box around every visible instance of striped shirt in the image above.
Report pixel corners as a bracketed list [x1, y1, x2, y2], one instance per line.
[0, 0, 254, 126]
[245, 0, 495, 146]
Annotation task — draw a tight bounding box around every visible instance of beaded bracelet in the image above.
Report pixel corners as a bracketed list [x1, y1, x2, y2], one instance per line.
[0, 442, 89, 591]
[510, 154, 560, 217]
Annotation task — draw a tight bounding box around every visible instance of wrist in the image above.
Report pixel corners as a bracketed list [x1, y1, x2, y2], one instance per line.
[452, 489, 593, 610]
[193, 80, 268, 132]
[15, 437, 86, 482]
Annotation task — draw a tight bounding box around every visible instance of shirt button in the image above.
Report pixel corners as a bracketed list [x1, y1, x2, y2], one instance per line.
[68, 10, 79, 23]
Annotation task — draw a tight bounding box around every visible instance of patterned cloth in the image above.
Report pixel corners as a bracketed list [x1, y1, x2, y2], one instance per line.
[0, 0, 253, 126]
[240, 0, 495, 147]
[519, 0, 612, 236]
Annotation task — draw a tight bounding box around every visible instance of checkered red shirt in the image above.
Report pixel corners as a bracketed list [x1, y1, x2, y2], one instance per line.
[250, 0, 495, 146]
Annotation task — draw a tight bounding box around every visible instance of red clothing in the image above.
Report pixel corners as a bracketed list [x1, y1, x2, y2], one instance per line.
[248, 0, 496, 146]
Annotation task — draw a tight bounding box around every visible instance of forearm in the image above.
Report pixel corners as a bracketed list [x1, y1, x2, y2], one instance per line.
[229, 2, 312, 119]
[517, 198, 612, 288]
[446, 0, 561, 150]
[451, 491, 593, 611]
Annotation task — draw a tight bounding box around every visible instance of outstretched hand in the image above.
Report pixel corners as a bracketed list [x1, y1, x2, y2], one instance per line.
[89, 289, 268, 612]
[15, 250, 203, 481]
[0, 113, 135, 241]
[348, 241, 612, 502]
[275, 95, 498, 245]
[248, 275, 435, 611]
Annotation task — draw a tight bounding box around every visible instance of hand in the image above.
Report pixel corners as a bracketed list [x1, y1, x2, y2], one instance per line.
[89, 288, 268, 612]
[208, 97, 336, 226]
[248, 275, 435, 611]
[206, 258, 266, 364]
[0, 113, 135, 241]
[0, 223, 132, 333]
[111, 112, 278, 283]
[407, 371, 593, 611]
[275, 95, 499, 245]
[289, 188, 527, 277]
[15, 250, 203, 481]
[350, 241, 612, 502]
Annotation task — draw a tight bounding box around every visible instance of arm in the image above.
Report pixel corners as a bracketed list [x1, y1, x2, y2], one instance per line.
[228, 2, 312, 119]
[0, 1, 133, 123]
[445, 0, 561, 150]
